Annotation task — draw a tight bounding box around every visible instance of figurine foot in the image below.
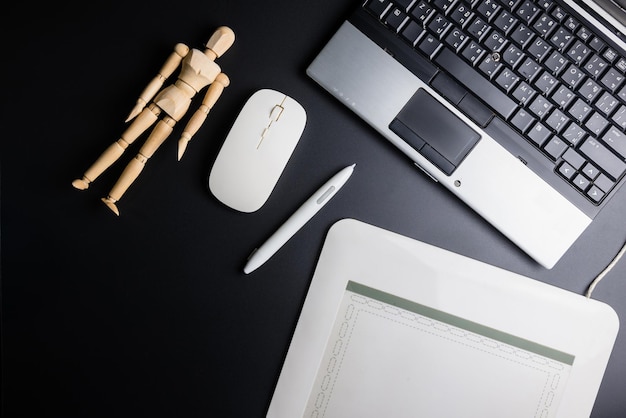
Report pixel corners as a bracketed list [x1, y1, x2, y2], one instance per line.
[101, 197, 120, 216]
[72, 177, 91, 190]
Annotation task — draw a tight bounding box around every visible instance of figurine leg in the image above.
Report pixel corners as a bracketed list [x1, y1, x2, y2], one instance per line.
[72, 104, 161, 190]
[102, 116, 176, 215]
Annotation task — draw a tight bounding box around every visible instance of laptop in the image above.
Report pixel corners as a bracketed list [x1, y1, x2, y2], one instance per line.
[266, 219, 619, 417]
[307, 0, 626, 269]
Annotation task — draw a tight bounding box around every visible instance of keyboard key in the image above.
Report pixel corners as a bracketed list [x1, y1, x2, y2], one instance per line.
[515, 1, 540, 24]
[534, 71, 558, 95]
[576, 26, 593, 42]
[513, 81, 536, 104]
[580, 137, 626, 180]
[544, 136, 568, 159]
[449, 3, 474, 27]
[528, 38, 552, 61]
[529, 122, 551, 146]
[567, 40, 591, 64]
[579, 78, 602, 101]
[551, 85, 575, 108]
[573, 173, 590, 191]
[550, 6, 564, 22]
[385, 7, 408, 31]
[429, 13, 453, 39]
[545, 108, 568, 132]
[476, 0, 501, 21]
[445, 27, 468, 51]
[595, 173, 615, 192]
[583, 54, 609, 78]
[419, 34, 442, 58]
[582, 162, 600, 179]
[410, 1, 434, 23]
[462, 40, 486, 64]
[558, 161, 576, 179]
[367, 0, 391, 17]
[560, 64, 584, 88]
[511, 23, 534, 47]
[502, 0, 522, 10]
[511, 108, 536, 132]
[529, 96, 552, 118]
[589, 36, 606, 52]
[478, 53, 502, 78]
[401, 20, 425, 45]
[603, 47, 619, 64]
[603, 127, 626, 158]
[544, 51, 568, 74]
[433, 0, 457, 13]
[496, 68, 520, 92]
[549, 27, 574, 51]
[612, 105, 626, 129]
[484, 31, 507, 52]
[600, 68, 625, 92]
[394, 0, 414, 11]
[619, 84, 626, 101]
[568, 98, 592, 123]
[533, 12, 557, 37]
[493, 10, 518, 34]
[562, 122, 586, 145]
[595, 91, 619, 116]
[587, 185, 605, 203]
[563, 147, 586, 169]
[585, 112, 609, 136]
[518, 57, 541, 80]
[467, 16, 490, 40]
[503, 44, 524, 67]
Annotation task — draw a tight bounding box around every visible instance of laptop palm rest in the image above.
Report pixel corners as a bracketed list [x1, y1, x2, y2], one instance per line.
[307, 21, 592, 268]
[390, 89, 480, 175]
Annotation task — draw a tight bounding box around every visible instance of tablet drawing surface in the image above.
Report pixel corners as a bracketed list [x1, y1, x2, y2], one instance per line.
[304, 281, 572, 418]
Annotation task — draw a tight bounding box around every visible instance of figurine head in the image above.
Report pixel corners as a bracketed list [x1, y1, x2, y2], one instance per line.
[206, 26, 235, 59]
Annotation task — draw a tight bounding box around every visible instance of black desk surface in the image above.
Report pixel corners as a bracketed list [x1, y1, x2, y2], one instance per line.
[3, 1, 626, 416]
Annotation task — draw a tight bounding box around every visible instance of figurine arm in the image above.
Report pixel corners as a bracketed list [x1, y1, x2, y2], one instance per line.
[125, 43, 190, 122]
[177, 73, 230, 160]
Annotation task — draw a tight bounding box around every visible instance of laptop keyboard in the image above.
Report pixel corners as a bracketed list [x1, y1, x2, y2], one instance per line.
[361, 0, 626, 206]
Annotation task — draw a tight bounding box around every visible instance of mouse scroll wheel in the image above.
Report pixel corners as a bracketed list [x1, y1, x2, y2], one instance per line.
[270, 105, 284, 122]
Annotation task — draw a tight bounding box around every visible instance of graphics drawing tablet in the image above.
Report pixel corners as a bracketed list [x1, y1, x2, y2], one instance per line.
[266, 218, 619, 418]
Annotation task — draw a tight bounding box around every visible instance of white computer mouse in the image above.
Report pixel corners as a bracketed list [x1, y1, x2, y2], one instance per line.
[208, 89, 307, 212]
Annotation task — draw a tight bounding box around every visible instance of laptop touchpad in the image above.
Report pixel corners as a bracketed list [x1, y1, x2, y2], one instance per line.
[390, 88, 480, 175]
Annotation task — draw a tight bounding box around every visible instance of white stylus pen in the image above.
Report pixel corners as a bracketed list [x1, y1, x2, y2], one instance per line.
[243, 164, 356, 274]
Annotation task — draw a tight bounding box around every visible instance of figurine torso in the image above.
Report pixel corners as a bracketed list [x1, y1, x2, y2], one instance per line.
[178, 49, 221, 92]
[153, 49, 221, 120]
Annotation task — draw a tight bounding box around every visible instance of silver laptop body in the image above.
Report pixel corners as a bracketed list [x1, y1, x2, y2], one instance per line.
[307, 0, 626, 268]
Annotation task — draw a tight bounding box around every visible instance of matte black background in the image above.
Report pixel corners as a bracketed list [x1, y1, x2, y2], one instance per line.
[3, 1, 625, 416]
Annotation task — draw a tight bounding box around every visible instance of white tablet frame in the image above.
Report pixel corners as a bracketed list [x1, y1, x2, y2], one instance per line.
[266, 219, 619, 418]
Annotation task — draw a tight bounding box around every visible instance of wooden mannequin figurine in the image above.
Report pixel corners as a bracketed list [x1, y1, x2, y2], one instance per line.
[72, 26, 236, 215]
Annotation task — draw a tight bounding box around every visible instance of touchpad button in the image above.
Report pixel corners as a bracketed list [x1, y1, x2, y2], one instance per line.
[390, 88, 480, 175]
